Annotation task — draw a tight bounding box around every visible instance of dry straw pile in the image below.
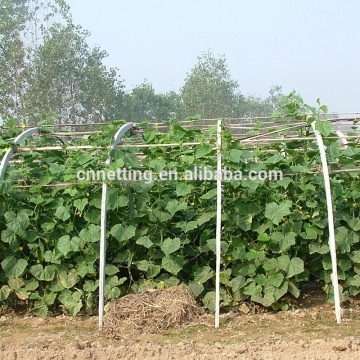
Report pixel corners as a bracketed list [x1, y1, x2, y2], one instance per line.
[102, 286, 204, 337]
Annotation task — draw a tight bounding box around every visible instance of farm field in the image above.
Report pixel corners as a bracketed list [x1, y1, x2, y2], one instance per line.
[1, 292, 360, 360]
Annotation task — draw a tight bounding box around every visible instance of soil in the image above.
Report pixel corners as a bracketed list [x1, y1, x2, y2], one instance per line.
[1, 292, 360, 360]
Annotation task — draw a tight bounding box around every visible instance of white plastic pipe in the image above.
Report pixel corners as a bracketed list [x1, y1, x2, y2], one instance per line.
[0, 127, 39, 180]
[215, 119, 222, 328]
[311, 121, 341, 324]
[99, 123, 135, 330]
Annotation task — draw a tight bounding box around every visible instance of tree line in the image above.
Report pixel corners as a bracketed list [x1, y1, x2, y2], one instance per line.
[0, 0, 283, 126]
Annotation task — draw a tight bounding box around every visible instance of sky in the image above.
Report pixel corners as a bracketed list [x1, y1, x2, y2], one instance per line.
[66, 0, 360, 113]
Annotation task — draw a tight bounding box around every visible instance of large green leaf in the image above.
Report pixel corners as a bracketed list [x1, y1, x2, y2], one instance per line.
[315, 120, 333, 136]
[265, 201, 292, 225]
[110, 224, 136, 242]
[58, 269, 78, 289]
[54, 206, 71, 221]
[1, 256, 28, 277]
[165, 199, 187, 216]
[175, 182, 194, 196]
[287, 257, 304, 278]
[29, 264, 56, 281]
[136, 236, 154, 249]
[195, 143, 213, 158]
[73, 198, 88, 212]
[4, 211, 29, 235]
[161, 255, 185, 275]
[197, 212, 216, 226]
[175, 221, 198, 233]
[79, 224, 100, 243]
[57, 235, 80, 256]
[0, 285, 11, 300]
[160, 237, 181, 256]
[194, 266, 214, 284]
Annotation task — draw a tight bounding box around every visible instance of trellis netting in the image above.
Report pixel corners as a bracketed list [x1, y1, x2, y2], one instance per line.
[0, 106, 360, 327]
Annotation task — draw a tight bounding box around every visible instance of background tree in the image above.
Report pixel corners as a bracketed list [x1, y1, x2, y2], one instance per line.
[0, 0, 29, 121]
[234, 85, 284, 118]
[0, 0, 125, 126]
[24, 22, 124, 124]
[180, 51, 239, 119]
[123, 81, 180, 122]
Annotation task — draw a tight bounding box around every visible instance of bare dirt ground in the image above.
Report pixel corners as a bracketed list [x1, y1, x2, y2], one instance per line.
[1, 293, 360, 360]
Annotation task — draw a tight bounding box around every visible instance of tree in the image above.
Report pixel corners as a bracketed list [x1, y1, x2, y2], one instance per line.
[180, 51, 239, 119]
[234, 86, 284, 118]
[0, 0, 125, 125]
[0, 0, 29, 121]
[25, 22, 124, 124]
[123, 81, 180, 122]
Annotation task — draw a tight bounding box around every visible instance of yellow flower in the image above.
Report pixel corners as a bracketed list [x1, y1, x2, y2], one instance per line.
[21, 123, 26, 129]
[2, 147, 9, 153]
[227, 256, 232, 261]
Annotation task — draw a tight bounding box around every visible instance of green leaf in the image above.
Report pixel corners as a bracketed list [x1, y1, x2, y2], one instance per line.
[0, 285, 11, 301]
[165, 199, 187, 216]
[230, 275, 246, 291]
[136, 236, 154, 249]
[153, 210, 172, 222]
[194, 266, 214, 284]
[105, 264, 119, 276]
[110, 224, 136, 242]
[8, 277, 24, 290]
[197, 212, 216, 226]
[315, 121, 333, 136]
[161, 237, 181, 256]
[29, 264, 56, 281]
[268, 273, 284, 288]
[79, 224, 100, 243]
[176, 221, 198, 233]
[288, 281, 300, 298]
[58, 269, 78, 289]
[54, 206, 71, 221]
[206, 239, 229, 254]
[4, 211, 29, 235]
[58, 290, 82, 315]
[175, 182, 194, 196]
[309, 243, 330, 255]
[161, 255, 185, 275]
[265, 201, 292, 225]
[349, 251, 360, 264]
[147, 263, 161, 278]
[74, 198, 88, 212]
[227, 149, 242, 163]
[1, 257, 28, 277]
[287, 257, 304, 278]
[200, 188, 217, 200]
[188, 281, 204, 297]
[195, 143, 213, 158]
[348, 275, 360, 287]
[202, 291, 216, 312]
[57, 235, 80, 256]
[15, 288, 29, 300]
[24, 278, 39, 291]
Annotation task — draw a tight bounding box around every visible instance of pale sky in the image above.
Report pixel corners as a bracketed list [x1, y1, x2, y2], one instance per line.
[66, 0, 360, 113]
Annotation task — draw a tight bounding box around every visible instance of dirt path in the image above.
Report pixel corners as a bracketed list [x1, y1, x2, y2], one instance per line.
[1, 301, 360, 360]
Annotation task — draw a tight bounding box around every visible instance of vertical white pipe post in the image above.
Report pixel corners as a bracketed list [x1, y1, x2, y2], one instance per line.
[311, 121, 341, 324]
[99, 123, 134, 330]
[0, 127, 39, 180]
[215, 119, 222, 328]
